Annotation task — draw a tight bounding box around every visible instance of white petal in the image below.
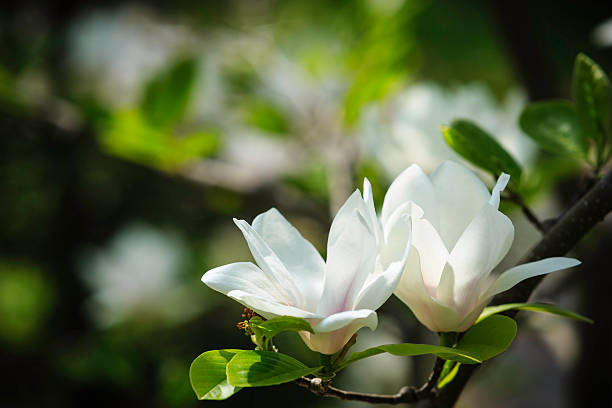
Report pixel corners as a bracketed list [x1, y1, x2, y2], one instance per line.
[394, 249, 460, 332]
[318, 205, 376, 316]
[380, 201, 419, 268]
[489, 172, 510, 209]
[430, 161, 490, 249]
[202, 262, 287, 304]
[300, 310, 377, 354]
[482, 257, 581, 300]
[363, 178, 384, 247]
[448, 203, 514, 305]
[436, 263, 455, 308]
[234, 218, 304, 307]
[411, 216, 449, 291]
[381, 164, 438, 228]
[252, 208, 325, 311]
[227, 290, 322, 320]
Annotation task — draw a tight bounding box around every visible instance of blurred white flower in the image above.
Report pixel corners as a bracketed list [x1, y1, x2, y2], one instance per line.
[360, 82, 535, 176]
[383, 161, 579, 332]
[203, 183, 411, 354]
[80, 223, 199, 327]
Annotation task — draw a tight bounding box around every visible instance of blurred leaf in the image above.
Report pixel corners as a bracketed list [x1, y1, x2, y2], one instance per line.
[226, 350, 321, 387]
[99, 110, 219, 170]
[520, 101, 587, 157]
[456, 315, 517, 361]
[243, 99, 290, 135]
[189, 349, 243, 400]
[442, 119, 522, 183]
[250, 316, 314, 341]
[438, 361, 460, 389]
[142, 57, 198, 128]
[476, 302, 593, 324]
[572, 53, 611, 157]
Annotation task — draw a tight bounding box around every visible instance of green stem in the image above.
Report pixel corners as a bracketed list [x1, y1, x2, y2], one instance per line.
[439, 332, 457, 348]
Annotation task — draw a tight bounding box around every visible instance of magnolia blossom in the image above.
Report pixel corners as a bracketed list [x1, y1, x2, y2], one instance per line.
[384, 161, 580, 332]
[202, 185, 411, 354]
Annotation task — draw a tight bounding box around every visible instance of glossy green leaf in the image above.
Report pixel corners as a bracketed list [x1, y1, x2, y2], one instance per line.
[572, 53, 611, 153]
[142, 57, 198, 128]
[456, 315, 517, 361]
[226, 350, 321, 387]
[519, 101, 587, 156]
[337, 343, 481, 372]
[250, 316, 314, 340]
[476, 302, 593, 324]
[442, 119, 522, 183]
[189, 349, 243, 400]
[438, 361, 461, 389]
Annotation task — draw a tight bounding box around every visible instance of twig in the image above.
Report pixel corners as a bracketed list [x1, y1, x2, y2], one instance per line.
[503, 188, 545, 233]
[295, 357, 446, 404]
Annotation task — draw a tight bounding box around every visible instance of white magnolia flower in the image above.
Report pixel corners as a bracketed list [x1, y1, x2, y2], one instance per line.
[384, 161, 580, 332]
[202, 185, 411, 354]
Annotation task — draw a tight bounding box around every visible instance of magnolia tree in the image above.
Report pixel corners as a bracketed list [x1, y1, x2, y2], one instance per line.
[190, 54, 612, 406]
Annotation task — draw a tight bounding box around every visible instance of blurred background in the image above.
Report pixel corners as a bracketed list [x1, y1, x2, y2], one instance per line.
[2, 0, 612, 407]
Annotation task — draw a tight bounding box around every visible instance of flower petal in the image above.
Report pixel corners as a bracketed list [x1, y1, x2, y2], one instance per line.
[411, 215, 449, 291]
[363, 178, 384, 247]
[430, 161, 491, 249]
[234, 218, 304, 308]
[318, 199, 377, 315]
[300, 309, 377, 354]
[482, 257, 581, 300]
[394, 249, 460, 332]
[227, 290, 322, 320]
[448, 203, 514, 306]
[381, 164, 438, 228]
[202, 262, 287, 304]
[251, 208, 325, 311]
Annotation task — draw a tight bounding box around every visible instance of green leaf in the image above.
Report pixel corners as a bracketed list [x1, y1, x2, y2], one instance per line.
[476, 302, 593, 324]
[243, 99, 290, 135]
[142, 57, 198, 128]
[226, 350, 321, 387]
[442, 119, 522, 183]
[250, 316, 314, 340]
[573, 53, 611, 155]
[438, 361, 461, 389]
[456, 315, 517, 362]
[519, 101, 587, 156]
[337, 343, 482, 372]
[189, 349, 243, 400]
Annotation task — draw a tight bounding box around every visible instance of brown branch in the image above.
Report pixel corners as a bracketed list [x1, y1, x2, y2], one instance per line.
[430, 169, 612, 407]
[295, 357, 446, 404]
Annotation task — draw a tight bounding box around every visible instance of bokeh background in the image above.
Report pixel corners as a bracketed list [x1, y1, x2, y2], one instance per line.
[2, 1, 612, 407]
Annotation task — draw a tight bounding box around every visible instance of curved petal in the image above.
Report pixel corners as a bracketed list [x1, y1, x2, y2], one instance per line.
[411, 215, 449, 291]
[252, 208, 325, 311]
[227, 290, 322, 320]
[363, 178, 384, 248]
[328, 190, 371, 245]
[234, 218, 304, 308]
[448, 203, 514, 306]
[202, 262, 288, 304]
[381, 164, 438, 228]
[318, 203, 377, 316]
[394, 249, 461, 332]
[482, 257, 581, 300]
[299, 310, 377, 355]
[430, 161, 490, 249]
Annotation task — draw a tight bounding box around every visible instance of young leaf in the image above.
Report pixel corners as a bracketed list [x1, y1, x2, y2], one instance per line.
[519, 101, 587, 156]
[189, 349, 243, 400]
[142, 57, 198, 128]
[456, 315, 517, 361]
[250, 316, 314, 340]
[438, 361, 461, 389]
[573, 53, 611, 155]
[226, 350, 321, 387]
[476, 302, 593, 324]
[442, 119, 522, 183]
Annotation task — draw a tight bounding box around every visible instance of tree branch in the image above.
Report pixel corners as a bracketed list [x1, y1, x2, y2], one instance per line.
[431, 169, 612, 407]
[295, 357, 446, 404]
